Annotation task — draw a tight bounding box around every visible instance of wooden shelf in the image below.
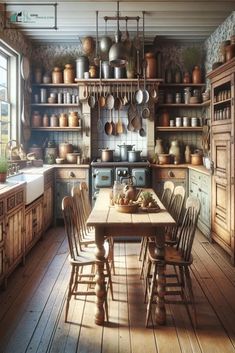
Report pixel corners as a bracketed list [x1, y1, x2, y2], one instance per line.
[31, 104, 80, 107]
[156, 127, 203, 132]
[158, 103, 205, 108]
[31, 127, 82, 131]
[213, 98, 231, 106]
[159, 83, 206, 87]
[201, 100, 211, 106]
[32, 83, 78, 87]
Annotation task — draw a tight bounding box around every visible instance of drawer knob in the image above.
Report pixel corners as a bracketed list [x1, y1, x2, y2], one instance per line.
[168, 171, 174, 177]
[69, 171, 76, 178]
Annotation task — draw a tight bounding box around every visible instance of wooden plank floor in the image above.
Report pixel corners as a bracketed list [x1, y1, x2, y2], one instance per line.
[0, 227, 235, 353]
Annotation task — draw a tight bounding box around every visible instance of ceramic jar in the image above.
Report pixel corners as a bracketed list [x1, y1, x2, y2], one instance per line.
[220, 40, 231, 63]
[63, 64, 75, 84]
[154, 139, 164, 155]
[89, 65, 97, 78]
[52, 67, 63, 84]
[192, 65, 202, 84]
[169, 140, 181, 164]
[42, 113, 50, 127]
[185, 145, 191, 163]
[42, 72, 51, 84]
[32, 111, 42, 127]
[59, 113, 68, 127]
[145, 52, 157, 78]
[225, 44, 235, 62]
[50, 114, 59, 127]
[183, 71, 191, 83]
[68, 111, 80, 127]
[160, 110, 170, 126]
[34, 67, 42, 83]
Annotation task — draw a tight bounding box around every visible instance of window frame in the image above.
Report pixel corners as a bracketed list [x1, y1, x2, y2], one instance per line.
[0, 40, 21, 158]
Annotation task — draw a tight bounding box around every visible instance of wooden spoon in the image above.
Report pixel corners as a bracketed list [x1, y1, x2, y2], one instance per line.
[104, 109, 113, 135]
[116, 108, 123, 134]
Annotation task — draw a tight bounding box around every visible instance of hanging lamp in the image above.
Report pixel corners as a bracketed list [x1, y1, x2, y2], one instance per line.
[109, 1, 127, 68]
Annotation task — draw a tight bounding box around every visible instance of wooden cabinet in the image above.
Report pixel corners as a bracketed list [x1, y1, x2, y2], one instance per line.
[4, 187, 25, 286]
[189, 168, 211, 239]
[207, 58, 235, 264]
[0, 199, 5, 285]
[152, 165, 188, 198]
[43, 169, 54, 231]
[55, 166, 89, 221]
[25, 196, 44, 254]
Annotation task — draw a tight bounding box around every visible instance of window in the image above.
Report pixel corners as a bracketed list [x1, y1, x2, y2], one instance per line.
[0, 41, 19, 157]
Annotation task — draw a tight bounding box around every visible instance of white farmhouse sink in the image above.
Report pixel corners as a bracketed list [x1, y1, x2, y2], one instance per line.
[8, 173, 44, 205]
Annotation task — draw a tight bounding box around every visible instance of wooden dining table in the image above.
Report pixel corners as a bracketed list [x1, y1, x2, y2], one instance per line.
[86, 188, 176, 326]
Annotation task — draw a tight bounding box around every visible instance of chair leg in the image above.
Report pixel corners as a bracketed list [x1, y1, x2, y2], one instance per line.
[65, 266, 76, 322]
[140, 237, 149, 279]
[184, 267, 197, 327]
[108, 238, 115, 275]
[145, 262, 157, 328]
[144, 259, 152, 303]
[139, 237, 146, 261]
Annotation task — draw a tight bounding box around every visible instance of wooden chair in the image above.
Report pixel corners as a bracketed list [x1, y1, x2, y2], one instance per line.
[62, 196, 113, 322]
[145, 196, 201, 328]
[160, 180, 175, 210]
[165, 185, 186, 246]
[138, 180, 175, 264]
[76, 182, 115, 274]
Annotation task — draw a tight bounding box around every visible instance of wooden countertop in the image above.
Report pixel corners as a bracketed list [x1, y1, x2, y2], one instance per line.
[151, 163, 211, 175]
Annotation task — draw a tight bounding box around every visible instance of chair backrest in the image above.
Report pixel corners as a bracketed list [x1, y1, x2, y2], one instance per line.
[161, 181, 174, 209]
[62, 196, 80, 260]
[71, 185, 87, 241]
[176, 195, 201, 261]
[169, 185, 186, 224]
[80, 182, 91, 219]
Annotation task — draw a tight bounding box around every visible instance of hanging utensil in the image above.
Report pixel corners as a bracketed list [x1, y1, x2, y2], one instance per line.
[106, 87, 115, 110]
[111, 108, 116, 136]
[104, 108, 113, 135]
[114, 83, 122, 111]
[123, 16, 132, 55]
[94, 11, 101, 66]
[116, 108, 123, 134]
[99, 16, 112, 54]
[97, 94, 103, 132]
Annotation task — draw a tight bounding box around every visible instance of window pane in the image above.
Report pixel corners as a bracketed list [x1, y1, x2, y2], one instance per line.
[0, 68, 7, 87]
[0, 55, 7, 70]
[0, 86, 7, 101]
[0, 102, 10, 157]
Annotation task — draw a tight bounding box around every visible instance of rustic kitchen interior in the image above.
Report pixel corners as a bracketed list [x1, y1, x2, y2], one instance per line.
[0, 1, 235, 352]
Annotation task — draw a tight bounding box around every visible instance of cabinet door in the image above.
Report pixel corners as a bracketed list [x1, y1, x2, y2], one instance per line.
[5, 206, 24, 270]
[211, 130, 231, 249]
[25, 198, 44, 252]
[43, 184, 53, 230]
[0, 218, 6, 282]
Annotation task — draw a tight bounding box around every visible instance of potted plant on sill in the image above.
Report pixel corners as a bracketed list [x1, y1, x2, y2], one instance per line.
[0, 156, 9, 183]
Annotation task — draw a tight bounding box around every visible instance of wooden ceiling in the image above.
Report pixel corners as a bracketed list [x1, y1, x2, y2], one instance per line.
[3, 1, 235, 44]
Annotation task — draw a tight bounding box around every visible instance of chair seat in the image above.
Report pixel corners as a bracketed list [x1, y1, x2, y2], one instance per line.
[148, 241, 193, 266]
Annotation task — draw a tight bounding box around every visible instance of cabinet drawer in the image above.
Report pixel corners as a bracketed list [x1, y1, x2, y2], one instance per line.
[154, 168, 187, 180]
[201, 174, 210, 190]
[6, 188, 24, 213]
[56, 168, 87, 180]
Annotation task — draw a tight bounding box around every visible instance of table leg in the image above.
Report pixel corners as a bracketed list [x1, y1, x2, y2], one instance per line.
[154, 227, 166, 325]
[94, 226, 106, 325]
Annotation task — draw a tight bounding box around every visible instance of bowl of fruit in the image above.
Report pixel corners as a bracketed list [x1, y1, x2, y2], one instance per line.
[114, 194, 139, 213]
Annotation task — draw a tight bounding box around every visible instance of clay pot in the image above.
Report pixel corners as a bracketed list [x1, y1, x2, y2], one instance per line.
[225, 44, 235, 62]
[82, 36, 95, 55]
[59, 113, 68, 127]
[158, 153, 170, 165]
[155, 139, 164, 155]
[145, 52, 157, 78]
[191, 153, 202, 165]
[160, 110, 170, 126]
[183, 72, 191, 83]
[68, 111, 80, 127]
[42, 114, 50, 127]
[52, 67, 63, 84]
[192, 66, 202, 84]
[59, 142, 73, 159]
[32, 111, 42, 127]
[169, 140, 181, 164]
[63, 64, 75, 84]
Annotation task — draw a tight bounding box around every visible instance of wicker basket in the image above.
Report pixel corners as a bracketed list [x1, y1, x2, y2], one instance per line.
[114, 203, 139, 214]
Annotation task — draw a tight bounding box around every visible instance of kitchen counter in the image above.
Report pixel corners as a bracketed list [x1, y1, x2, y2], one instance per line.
[151, 163, 211, 175]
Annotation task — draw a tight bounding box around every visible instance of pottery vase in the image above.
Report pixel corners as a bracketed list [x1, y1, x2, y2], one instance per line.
[192, 65, 202, 84]
[169, 140, 181, 164]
